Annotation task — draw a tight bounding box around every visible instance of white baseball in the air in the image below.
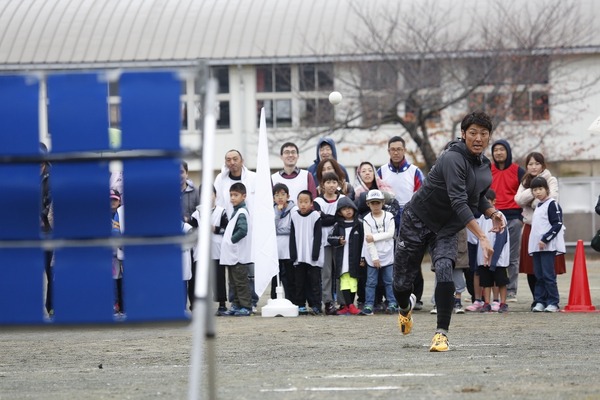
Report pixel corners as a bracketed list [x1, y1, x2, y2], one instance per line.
[329, 91, 342, 105]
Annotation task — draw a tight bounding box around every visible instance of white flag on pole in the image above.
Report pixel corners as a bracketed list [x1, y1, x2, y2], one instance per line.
[588, 115, 600, 133]
[252, 108, 279, 298]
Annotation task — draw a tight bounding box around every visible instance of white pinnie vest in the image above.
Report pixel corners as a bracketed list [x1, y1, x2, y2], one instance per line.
[528, 198, 566, 255]
[379, 163, 420, 206]
[220, 207, 252, 265]
[476, 213, 510, 267]
[290, 210, 323, 267]
[314, 195, 344, 247]
[271, 169, 309, 204]
[362, 211, 395, 266]
[181, 222, 193, 280]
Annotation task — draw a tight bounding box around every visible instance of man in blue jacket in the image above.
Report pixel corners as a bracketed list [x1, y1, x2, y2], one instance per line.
[393, 111, 505, 352]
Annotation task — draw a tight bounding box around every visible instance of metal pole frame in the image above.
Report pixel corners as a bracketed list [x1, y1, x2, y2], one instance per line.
[188, 77, 218, 400]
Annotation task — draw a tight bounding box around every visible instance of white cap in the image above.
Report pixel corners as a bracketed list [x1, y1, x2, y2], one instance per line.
[366, 189, 384, 202]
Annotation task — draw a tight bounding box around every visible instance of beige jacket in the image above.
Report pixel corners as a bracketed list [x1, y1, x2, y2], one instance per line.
[514, 168, 559, 225]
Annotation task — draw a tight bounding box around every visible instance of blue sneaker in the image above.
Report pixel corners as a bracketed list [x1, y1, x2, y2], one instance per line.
[223, 304, 239, 316]
[361, 306, 374, 315]
[387, 303, 399, 314]
[233, 307, 251, 316]
[298, 306, 308, 315]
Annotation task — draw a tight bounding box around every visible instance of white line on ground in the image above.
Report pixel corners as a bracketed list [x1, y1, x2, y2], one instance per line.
[317, 373, 442, 378]
[260, 386, 407, 393]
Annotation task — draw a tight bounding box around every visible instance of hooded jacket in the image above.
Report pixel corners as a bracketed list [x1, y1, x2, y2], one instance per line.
[490, 139, 525, 220]
[409, 139, 493, 237]
[181, 179, 200, 222]
[307, 137, 350, 185]
[327, 197, 364, 278]
[214, 164, 256, 218]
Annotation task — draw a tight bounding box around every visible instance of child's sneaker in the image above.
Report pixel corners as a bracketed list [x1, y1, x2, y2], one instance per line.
[454, 303, 465, 314]
[373, 303, 386, 314]
[325, 302, 337, 316]
[361, 306, 374, 315]
[215, 306, 228, 316]
[309, 306, 322, 315]
[429, 332, 449, 352]
[465, 300, 483, 312]
[397, 294, 416, 335]
[337, 306, 349, 315]
[491, 300, 500, 312]
[298, 306, 308, 315]
[544, 304, 559, 312]
[480, 303, 492, 313]
[222, 304, 239, 316]
[532, 303, 545, 312]
[233, 307, 251, 316]
[430, 306, 437, 315]
[387, 303, 399, 314]
[498, 303, 509, 313]
[347, 304, 361, 315]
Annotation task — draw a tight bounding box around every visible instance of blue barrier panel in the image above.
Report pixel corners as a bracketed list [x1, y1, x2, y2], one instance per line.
[120, 72, 186, 322]
[0, 75, 44, 324]
[47, 73, 114, 324]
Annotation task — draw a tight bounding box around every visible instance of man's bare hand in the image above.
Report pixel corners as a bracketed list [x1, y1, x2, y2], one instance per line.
[489, 212, 506, 233]
[480, 236, 494, 266]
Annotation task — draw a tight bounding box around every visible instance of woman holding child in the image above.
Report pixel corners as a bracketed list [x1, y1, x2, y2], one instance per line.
[316, 158, 355, 200]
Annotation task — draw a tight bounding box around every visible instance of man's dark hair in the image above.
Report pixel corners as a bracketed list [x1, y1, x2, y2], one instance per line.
[485, 189, 496, 201]
[297, 189, 313, 201]
[229, 182, 246, 195]
[280, 142, 298, 155]
[273, 183, 289, 195]
[460, 111, 493, 133]
[388, 136, 406, 148]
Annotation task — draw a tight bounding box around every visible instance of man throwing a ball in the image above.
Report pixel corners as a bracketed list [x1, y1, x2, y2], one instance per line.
[393, 111, 505, 352]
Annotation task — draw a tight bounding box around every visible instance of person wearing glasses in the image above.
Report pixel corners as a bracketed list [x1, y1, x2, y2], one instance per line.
[377, 136, 426, 310]
[271, 142, 317, 202]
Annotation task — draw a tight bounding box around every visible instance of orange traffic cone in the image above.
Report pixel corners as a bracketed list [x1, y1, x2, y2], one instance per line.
[563, 240, 598, 312]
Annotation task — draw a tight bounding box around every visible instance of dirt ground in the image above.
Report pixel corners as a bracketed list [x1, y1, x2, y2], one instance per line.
[2, 256, 600, 400]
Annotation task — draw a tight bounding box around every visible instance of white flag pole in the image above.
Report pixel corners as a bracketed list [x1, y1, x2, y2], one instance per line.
[253, 108, 299, 317]
[251, 108, 280, 299]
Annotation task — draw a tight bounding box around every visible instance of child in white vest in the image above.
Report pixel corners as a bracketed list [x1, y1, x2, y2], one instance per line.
[528, 176, 565, 313]
[476, 189, 510, 313]
[220, 183, 252, 316]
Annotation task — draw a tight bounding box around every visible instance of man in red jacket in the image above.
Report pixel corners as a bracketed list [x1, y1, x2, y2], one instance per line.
[491, 140, 525, 303]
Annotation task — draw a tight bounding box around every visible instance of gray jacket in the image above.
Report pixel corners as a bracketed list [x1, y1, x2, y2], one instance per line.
[409, 140, 492, 237]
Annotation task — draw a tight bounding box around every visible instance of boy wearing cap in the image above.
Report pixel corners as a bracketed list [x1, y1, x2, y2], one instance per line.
[110, 189, 125, 317]
[361, 190, 397, 315]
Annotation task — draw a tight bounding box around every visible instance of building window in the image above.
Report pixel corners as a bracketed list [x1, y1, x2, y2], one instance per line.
[257, 65, 291, 92]
[107, 81, 120, 129]
[298, 63, 334, 127]
[466, 56, 550, 121]
[211, 67, 230, 129]
[300, 99, 333, 127]
[402, 60, 442, 89]
[361, 62, 397, 91]
[468, 92, 509, 119]
[299, 64, 333, 92]
[256, 65, 293, 128]
[257, 99, 292, 128]
[511, 90, 549, 121]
